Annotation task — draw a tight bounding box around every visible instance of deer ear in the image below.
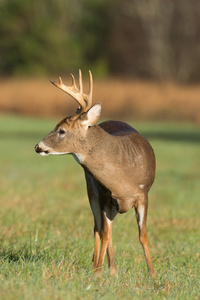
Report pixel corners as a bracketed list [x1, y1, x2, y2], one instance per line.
[81, 103, 101, 129]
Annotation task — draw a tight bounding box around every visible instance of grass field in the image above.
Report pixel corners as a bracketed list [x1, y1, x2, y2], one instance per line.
[0, 114, 200, 299]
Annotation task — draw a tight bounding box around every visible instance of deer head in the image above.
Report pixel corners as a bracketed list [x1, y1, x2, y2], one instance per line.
[35, 70, 101, 160]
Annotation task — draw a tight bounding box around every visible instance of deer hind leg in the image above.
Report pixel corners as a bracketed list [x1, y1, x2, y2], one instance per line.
[135, 194, 155, 277]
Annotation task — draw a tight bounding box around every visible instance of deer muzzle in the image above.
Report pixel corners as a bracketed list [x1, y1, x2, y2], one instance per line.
[35, 143, 50, 156]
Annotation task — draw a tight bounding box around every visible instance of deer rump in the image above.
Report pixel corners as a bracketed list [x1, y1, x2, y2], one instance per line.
[84, 120, 156, 214]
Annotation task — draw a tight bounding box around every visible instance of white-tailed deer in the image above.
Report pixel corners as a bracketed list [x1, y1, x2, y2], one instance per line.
[35, 70, 156, 277]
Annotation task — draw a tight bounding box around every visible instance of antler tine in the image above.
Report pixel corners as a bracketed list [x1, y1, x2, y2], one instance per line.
[50, 70, 93, 119]
[78, 69, 83, 95]
[50, 72, 86, 110]
[87, 70, 93, 108]
[70, 73, 78, 91]
[78, 70, 93, 108]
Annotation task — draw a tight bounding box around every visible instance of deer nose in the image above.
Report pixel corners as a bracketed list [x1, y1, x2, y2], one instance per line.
[35, 144, 42, 153]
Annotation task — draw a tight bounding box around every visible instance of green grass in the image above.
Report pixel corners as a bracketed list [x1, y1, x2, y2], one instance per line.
[0, 114, 200, 299]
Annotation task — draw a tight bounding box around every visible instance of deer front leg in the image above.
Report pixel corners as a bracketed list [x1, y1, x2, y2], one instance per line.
[106, 223, 117, 276]
[95, 204, 118, 277]
[105, 203, 118, 275]
[135, 195, 155, 277]
[88, 196, 102, 272]
[95, 210, 111, 276]
[84, 172, 102, 272]
[93, 222, 101, 270]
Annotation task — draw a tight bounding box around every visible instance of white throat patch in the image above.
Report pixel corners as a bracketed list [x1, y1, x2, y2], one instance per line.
[72, 153, 85, 164]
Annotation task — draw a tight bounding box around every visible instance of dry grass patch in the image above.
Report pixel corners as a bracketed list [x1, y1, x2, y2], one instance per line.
[0, 77, 200, 122]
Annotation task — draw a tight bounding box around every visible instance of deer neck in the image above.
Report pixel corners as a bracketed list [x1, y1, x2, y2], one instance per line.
[79, 126, 124, 191]
[75, 125, 113, 169]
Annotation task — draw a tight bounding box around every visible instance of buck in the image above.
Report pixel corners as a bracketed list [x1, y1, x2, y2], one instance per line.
[35, 70, 156, 277]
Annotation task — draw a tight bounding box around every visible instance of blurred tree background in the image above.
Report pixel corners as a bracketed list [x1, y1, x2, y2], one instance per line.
[1, 0, 200, 82]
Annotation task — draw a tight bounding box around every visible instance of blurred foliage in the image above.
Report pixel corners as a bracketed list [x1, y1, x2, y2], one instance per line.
[0, 0, 111, 76]
[1, 0, 200, 82]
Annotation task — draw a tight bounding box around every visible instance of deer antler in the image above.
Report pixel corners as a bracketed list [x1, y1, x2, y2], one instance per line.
[50, 69, 93, 119]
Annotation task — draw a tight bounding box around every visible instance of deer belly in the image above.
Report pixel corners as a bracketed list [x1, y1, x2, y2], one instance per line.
[111, 193, 139, 214]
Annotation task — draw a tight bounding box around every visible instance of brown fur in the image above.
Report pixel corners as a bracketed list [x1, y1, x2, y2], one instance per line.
[35, 71, 156, 277]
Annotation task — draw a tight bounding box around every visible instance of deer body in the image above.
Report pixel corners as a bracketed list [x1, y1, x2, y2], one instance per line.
[81, 120, 155, 214]
[35, 70, 155, 277]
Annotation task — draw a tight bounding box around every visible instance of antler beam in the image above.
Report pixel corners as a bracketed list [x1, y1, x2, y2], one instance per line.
[50, 69, 93, 118]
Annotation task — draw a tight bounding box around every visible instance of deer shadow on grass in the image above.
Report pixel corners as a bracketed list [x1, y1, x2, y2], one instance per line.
[0, 241, 65, 264]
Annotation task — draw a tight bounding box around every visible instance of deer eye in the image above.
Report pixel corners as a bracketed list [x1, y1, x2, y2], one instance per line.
[58, 129, 66, 135]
